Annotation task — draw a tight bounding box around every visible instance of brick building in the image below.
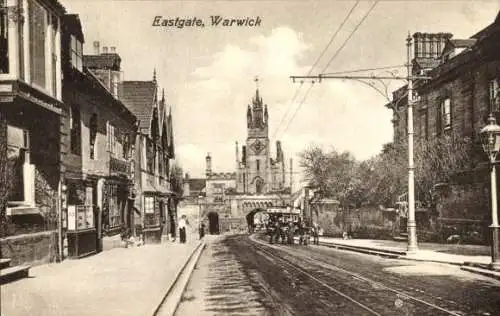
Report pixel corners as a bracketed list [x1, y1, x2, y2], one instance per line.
[387, 11, 500, 240]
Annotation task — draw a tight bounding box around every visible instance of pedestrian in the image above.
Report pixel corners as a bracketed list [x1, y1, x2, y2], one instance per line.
[199, 222, 205, 239]
[312, 222, 320, 245]
[179, 215, 187, 243]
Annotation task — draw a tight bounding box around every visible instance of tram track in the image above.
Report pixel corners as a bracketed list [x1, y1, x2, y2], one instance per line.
[249, 234, 465, 316]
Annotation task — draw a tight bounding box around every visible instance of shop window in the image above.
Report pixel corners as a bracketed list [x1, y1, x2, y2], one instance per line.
[7, 125, 29, 202]
[0, 0, 8, 74]
[107, 184, 121, 228]
[29, 0, 47, 89]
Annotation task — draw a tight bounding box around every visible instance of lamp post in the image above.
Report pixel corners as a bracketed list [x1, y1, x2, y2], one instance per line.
[198, 195, 204, 239]
[480, 113, 500, 271]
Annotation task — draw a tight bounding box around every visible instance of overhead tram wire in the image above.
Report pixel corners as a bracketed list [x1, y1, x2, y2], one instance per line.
[321, 64, 406, 76]
[279, 0, 380, 137]
[320, 0, 379, 74]
[271, 0, 361, 140]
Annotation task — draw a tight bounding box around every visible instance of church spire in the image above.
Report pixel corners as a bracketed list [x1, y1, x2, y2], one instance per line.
[153, 68, 157, 83]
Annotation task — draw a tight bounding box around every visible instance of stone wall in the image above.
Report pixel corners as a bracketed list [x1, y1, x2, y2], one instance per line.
[0, 231, 58, 266]
[312, 202, 397, 239]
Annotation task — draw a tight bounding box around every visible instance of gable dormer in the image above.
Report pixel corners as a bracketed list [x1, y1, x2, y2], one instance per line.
[440, 38, 476, 63]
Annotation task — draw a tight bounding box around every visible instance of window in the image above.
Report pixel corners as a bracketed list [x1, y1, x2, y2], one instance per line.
[0, 0, 8, 74]
[107, 184, 121, 228]
[69, 104, 81, 155]
[490, 78, 499, 113]
[144, 196, 154, 214]
[7, 125, 29, 201]
[51, 15, 57, 95]
[70, 34, 82, 71]
[89, 113, 98, 159]
[18, 0, 24, 79]
[256, 159, 260, 171]
[440, 98, 451, 131]
[122, 133, 130, 159]
[29, 0, 47, 88]
[106, 122, 116, 154]
[256, 178, 263, 194]
[146, 139, 154, 173]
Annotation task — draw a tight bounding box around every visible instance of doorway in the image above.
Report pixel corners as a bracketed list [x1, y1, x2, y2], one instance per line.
[208, 212, 220, 234]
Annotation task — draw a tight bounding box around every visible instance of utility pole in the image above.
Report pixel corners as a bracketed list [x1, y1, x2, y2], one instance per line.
[406, 34, 418, 254]
[290, 34, 427, 254]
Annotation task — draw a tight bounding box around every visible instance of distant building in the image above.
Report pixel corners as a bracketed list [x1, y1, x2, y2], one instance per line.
[118, 72, 176, 243]
[184, 83, 294, 234]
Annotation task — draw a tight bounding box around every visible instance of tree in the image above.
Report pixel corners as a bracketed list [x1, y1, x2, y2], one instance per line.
[169, 161, 184, 199]
[299, 144, 359, 207]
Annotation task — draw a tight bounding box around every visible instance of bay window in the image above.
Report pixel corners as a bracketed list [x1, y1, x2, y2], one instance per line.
[7, 125, 30, 202]
[0, 0, 8, 74]
[29, 0, 47, 89]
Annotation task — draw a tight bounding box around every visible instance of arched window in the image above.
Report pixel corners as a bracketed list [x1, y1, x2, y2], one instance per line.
[256, 178, 263, 194]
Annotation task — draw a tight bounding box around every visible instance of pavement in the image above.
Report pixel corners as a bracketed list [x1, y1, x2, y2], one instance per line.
[0, 234, 204, 316]
[313, 236, 500, 281]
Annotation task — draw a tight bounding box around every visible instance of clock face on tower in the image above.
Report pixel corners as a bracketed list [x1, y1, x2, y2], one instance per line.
[250, 139, 266, 154]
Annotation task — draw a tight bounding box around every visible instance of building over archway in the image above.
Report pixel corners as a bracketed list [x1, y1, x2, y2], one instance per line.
[196, 81, 293, 233]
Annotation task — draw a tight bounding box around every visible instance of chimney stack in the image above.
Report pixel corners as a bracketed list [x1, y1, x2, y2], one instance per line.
[185, 172, 189, 180]
[102, 46, 108, 54]
[205, 153, 212, 177]
[93, 41, 100, 55]
[110, 46, 116, 54]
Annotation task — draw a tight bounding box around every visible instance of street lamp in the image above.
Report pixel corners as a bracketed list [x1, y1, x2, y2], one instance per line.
[480, 113, 500, 271]
[198, 195, 204, 239]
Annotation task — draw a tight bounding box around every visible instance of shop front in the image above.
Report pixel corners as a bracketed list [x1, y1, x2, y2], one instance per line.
[65, 178, 98, 258]
[141, 180, 172, 244]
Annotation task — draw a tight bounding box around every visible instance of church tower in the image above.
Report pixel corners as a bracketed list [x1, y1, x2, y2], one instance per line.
[244, 77, 270, 194]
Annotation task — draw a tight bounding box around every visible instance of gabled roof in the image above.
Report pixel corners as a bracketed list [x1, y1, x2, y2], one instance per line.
[63, 14, 84, 43]
[118, 81, 157, 130]
[83, 54, 121, 70]
[471, 10, 500, 40]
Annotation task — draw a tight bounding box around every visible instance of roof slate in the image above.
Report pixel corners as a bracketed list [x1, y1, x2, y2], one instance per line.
[83, 54, 121, 70]
[118, 81, 157, 130]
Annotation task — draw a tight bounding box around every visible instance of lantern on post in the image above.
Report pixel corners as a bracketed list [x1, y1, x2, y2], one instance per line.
[480, 113, 500, 270]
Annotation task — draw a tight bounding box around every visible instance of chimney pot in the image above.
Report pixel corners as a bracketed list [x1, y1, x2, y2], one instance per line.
[103, 46, 108, 54]
[93, 41, 100, 55]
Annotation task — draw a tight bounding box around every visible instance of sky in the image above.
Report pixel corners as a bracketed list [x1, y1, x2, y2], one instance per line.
[62, 0, 499, 181]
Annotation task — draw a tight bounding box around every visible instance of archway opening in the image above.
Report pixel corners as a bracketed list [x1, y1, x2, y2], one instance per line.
[246, 208, 268, 233]
[207, 212, 220, 235]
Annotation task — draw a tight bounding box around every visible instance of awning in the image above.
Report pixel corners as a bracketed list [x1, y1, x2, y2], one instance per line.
[142, 181, 174, 197]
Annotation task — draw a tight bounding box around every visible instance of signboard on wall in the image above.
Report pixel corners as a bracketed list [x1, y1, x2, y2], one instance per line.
[68, 205, 76, 230]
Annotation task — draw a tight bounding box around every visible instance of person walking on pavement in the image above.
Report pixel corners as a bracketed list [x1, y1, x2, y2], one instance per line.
[178, 215, 188, 243]
[312, 222, 320, 245]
